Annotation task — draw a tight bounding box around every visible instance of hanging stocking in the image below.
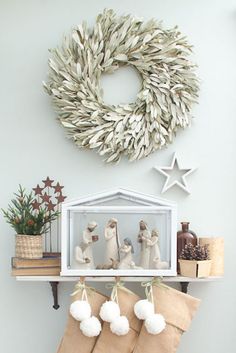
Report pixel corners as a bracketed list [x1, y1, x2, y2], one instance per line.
[56, 280, 107, 353]
[134, 279, 166, 335]
[92, 281, 142, 353]
[70, 282, 102, 337]
[133, 278, 201, 353]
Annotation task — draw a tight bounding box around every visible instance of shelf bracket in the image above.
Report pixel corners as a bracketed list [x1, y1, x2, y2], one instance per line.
[50, 281, 60, 310]
[180, 281, 189, 293]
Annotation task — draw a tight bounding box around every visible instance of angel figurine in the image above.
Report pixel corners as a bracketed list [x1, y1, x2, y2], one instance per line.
[138, 220, 151, 269]
[118, 238, 134, 269]
[104, 218, 120, 264]
[81, 221, 99, 268]
[149, 229, 169, 269]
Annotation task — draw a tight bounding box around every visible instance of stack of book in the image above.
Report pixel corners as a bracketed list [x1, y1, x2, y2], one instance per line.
[11, 252, 61, 276]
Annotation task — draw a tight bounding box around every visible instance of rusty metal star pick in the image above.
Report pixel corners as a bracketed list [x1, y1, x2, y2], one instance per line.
[53, 182, 64, 194]
[56, 193, 67, 204]
[42, 177, 54, 188]
[47, 200, 56, 212]
[31, 200, 41, 210]
[33, 184, 44, 196]
[40, 192, 51, 203]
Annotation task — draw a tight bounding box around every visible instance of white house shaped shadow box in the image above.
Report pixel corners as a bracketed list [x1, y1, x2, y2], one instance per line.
[61, 188, 177, 277]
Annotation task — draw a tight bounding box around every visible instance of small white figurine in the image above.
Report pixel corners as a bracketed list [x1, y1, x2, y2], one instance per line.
[74, 243, 91, 269]
[149, 229, 169, 269]
[138, 220, 152, 269]
[130, 261, 143, 270]
[96, 258, 119, 270]
[118, 238, 134, 269]
[104, 218, 120, 264]
[81, 221, 98, 268]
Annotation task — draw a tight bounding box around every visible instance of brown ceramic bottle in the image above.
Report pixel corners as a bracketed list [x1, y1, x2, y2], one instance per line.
[177, 222, 197, 273]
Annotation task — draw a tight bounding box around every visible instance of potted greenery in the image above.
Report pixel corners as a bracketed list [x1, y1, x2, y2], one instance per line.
[2, 186, 59, 259]
[178, 243, 212, 278]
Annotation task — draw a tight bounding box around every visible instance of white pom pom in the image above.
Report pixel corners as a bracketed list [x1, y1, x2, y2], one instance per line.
[145, 313, 166, 335]
[99, 301, 120, 323]
[80, 316, 102, 337]
[70, 300, 91, 321]
[134, 299, 155, 320]
[110, 316, 130, 336]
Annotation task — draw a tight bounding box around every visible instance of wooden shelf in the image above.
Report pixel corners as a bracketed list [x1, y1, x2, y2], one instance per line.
[15, 275, 222, 283]
[15, 276, 222, 310]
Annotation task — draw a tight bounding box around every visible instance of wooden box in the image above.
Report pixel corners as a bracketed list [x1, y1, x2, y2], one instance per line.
[179, 259, 212, 278]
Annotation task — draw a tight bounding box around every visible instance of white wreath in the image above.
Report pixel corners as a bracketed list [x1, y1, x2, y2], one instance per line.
[44, 9, 199, 163]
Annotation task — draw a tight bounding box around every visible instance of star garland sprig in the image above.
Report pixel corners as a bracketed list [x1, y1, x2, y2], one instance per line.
[32, 176, 67, 212]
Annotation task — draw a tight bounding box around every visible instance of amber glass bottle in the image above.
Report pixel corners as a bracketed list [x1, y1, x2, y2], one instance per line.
[177, 222, 197, 273]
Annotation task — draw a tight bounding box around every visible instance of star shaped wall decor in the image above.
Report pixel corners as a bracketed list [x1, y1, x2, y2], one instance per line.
[154, 153, 197, 194]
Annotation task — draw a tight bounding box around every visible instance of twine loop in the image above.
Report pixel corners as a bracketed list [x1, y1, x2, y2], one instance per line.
[71, 280, 95, 301]
[141, 277, 168, 303]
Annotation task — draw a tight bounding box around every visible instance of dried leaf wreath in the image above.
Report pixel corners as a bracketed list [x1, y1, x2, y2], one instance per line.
[44, 9, 199, 163]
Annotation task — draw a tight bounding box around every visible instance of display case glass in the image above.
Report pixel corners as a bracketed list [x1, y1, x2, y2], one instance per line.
[61, 189, 177, 276]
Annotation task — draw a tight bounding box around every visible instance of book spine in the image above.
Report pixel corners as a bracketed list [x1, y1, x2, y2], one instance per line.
[12, 257, 61, 269]
[12, 267, 60, 276]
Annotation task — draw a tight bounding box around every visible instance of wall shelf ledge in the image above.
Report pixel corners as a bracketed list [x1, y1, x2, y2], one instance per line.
[14, 276, 223, 310]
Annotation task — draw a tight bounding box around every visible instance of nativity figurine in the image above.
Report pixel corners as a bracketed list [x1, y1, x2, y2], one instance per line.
[80, 221, 98, 268]
[104, 218, 120, 264]
[118, 237, 135, 269]
[138, 220, 152, 269]
[149, 229, 169, 269]
[96, 258, 119, 270]
[74, 243, 91, 269]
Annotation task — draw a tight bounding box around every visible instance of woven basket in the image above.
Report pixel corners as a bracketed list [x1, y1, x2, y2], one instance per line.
[15, 234, 43, 259]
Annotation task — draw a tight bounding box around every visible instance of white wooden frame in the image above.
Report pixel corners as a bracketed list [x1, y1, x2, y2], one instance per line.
[61, 188, 177, 277]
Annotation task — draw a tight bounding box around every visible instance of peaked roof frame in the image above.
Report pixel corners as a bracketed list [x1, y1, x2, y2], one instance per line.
[62, 187, 176, 208]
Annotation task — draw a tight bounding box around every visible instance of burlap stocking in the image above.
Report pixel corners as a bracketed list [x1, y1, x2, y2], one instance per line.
[56, 284, 107, 353]
[92, 285, 142, 353]
[133, 284, 200, 353]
